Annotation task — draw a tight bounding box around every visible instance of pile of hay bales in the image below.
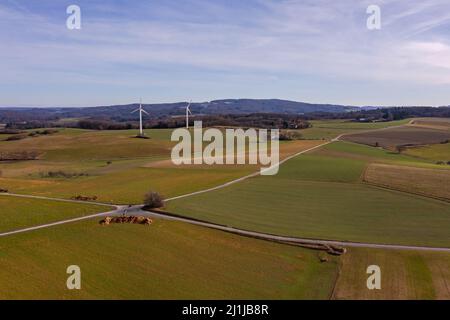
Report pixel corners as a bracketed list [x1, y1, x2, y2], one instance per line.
[71, 195, 98, 201]
[99, 216, 153, 226]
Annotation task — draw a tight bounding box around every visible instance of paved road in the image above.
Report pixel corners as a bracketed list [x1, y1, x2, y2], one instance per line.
[123, 205, 450, 253]
[2, 200, 449, 252]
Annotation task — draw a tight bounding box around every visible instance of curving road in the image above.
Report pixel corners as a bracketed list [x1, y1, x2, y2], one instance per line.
[2, 199, 449, 253]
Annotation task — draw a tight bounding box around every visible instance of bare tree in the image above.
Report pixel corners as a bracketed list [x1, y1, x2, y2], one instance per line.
[144, 191, 165, 209]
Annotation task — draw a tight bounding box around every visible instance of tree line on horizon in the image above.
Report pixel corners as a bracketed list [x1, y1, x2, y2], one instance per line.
[1, 106, 449, 131]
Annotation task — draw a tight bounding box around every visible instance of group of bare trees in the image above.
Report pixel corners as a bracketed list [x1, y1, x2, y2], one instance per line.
[0, 151, 40, 161]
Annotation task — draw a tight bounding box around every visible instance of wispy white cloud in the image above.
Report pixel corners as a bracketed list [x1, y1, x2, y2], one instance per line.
[0, 0, 449, 106]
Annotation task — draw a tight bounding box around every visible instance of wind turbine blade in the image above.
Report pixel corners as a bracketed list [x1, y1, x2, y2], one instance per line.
[186, 100, 193, 114]
[131, 108, 140, 113]
[141, 109, 150, 115]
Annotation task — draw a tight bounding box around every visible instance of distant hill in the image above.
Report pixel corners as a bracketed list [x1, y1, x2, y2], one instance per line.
[1, 100, 449, 130]
[0, 99, 357, 123]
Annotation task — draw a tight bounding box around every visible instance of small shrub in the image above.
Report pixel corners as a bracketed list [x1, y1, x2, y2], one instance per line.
[144, 191, 165, 209]
[0, 150, 40, 160]
[0, 129, 25, 134]
[41, 129, 58, 135]
[6, 133, 27, 141]
[395, 145, 405, 153]
[279, 131, 303, 141]
[29, 129, 58, 137]
[39, 171, 88, 178]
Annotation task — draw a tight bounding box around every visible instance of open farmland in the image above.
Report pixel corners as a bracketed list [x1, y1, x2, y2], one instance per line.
[1, 212, 449, 300]
[333, 248, 450, 300]
[1, 120, 450, 300]
[0, 218, 339, 299]
[315, 140, 428, 164]
[0, 128, 174, 162]
[3, 0, 450, 303]
[0, 166, 257, 204]
[167, 152, 450, 247]
[409, 118, 450, 131]
[341, 126, 450, 150]
[0, 128, 323, 203]
[299, 119, 411, 140]
[363, 163, 450, 201]
[404, 143, 450, 162]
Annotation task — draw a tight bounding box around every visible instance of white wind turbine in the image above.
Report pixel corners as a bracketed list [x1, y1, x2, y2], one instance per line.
[185, 100, 193, 129]
[131, 99, 149, 137]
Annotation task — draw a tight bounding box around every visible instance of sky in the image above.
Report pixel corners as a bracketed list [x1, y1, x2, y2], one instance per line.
[0, 0, 449, 107]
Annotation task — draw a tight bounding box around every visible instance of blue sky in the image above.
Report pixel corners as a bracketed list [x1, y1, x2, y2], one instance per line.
[0, 0, 449, 107]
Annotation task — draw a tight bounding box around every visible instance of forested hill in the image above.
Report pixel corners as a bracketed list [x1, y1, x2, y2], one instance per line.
[0, 99, 356, 122]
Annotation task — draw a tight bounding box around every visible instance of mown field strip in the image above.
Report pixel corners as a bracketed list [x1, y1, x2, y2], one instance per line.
[165, 137, 338, 201]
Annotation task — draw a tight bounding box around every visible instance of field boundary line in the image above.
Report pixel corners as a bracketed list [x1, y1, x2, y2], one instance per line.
[362, 179, 450, 203]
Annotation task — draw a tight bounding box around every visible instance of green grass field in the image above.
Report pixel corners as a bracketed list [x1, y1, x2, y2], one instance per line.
[0, 165, 259, 204]
[0, 128, 174, 162]
[0, 218, 339, 299]
[300, 119, 411, 140]
[0, 195, 109, 233]
[167, 178, 450, 247]
[333, 248, 450, 300]
[274, 154, 366, 183]
[364, 163, 450, 201]
[318, 141, 428, 163]
[404, 143, 450, 162]
[0, 128, 321, 204]
[316, 141, 448, 170]
[167, 146, 450, 247]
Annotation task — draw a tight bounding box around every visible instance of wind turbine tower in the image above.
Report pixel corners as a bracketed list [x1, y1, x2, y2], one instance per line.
[131, 99, 149, 137]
